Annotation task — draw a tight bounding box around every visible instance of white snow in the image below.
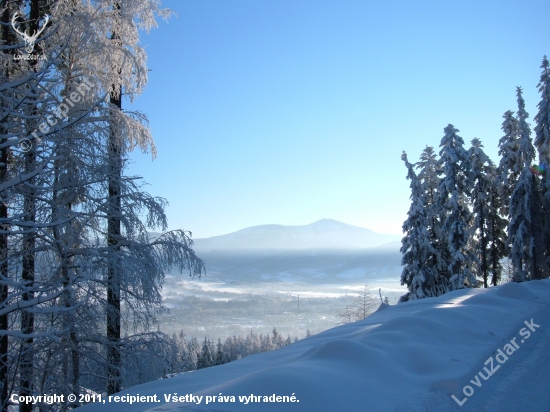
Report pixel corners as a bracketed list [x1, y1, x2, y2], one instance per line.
[78, 280, 550, 412]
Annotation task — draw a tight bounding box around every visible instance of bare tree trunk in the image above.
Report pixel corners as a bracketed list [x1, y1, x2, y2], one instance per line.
[107, 1, 122, 394]
[530, 174, 547, 280]
[19, 147, 36, 411]
[53, 157, 80, 408]
[18, 1, 43, 409]
[0, 2, 13, 410]
[106, 91, 122, 395]
[490, 211, 499, 287]
[53, 51, 81, 412]
[479, 208, 488, 288]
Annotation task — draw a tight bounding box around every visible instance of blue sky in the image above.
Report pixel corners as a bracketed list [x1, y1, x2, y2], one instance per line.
[126, 0, 550, 239]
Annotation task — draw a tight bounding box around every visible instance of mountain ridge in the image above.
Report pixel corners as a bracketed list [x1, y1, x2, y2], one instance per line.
[192, 219, 401, 251]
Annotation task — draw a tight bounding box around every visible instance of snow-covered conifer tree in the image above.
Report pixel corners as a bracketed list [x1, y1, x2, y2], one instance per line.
[417, 147, 440, 211]
[417, 146, 448, 284]
[186, 337, 199, 370]
[486, 178, 507, 286]
[496, 110, 522, 216]
[437, 125, 476, 290]
[508, 87, 547, 280]
[399, 152, 444, 300]
[534, 55, 550, 272]
[197, 337, 213, 370]
[214, 338, 227, 366]
[468, 138, 505, 287]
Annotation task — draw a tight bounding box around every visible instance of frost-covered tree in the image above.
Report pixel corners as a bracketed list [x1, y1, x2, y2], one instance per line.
[163, 329, 301, 375]
[437, 124, 476, 290]
[417, 147, 440, 211]
[534, 55, 550, 271]
[214, 338, 228, 366]
[186, 337, 199, 371]
[0, 0, 204, 406]
[0, 3, 74, 409]
[197, 337, 213, 370]
[18, 3, 42, 406]
[496, 110, 522, 215]
[417, 146, 448, 279]
[399, 152, 445, 300]
[338, 283, 377, 323]
[0, 4, 13, 409]
[468, 138, 505, 287]
[508, 87, 547, 281]
[272, 327, 284, 348]
[534, 56, 550, 164]
[106, 0, 124, 395]
[486, 178, 507, 286]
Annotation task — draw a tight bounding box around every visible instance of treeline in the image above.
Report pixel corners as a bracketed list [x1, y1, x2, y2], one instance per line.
[1, 1, 204, 411]
[400, 56, 550, 302]
[163, 328, 300, 375]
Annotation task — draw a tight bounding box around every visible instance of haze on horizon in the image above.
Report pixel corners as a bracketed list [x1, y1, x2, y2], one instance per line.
[191, 218, 401, 250]
[126, 0, 550, 239]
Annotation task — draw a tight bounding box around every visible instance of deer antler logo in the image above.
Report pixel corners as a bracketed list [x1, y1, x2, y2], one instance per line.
[11, 11, 50, 54]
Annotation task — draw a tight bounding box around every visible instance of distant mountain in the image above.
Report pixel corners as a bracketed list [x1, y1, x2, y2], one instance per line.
[192, 219, 401, 251]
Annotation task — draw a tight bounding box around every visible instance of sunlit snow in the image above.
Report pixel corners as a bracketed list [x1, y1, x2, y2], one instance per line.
[79, 279, 550, 412]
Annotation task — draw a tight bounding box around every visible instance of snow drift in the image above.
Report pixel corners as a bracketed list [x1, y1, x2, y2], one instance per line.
[78, 280, 550, 412]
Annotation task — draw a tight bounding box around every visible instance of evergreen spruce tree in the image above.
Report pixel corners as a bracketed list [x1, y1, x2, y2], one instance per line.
[468, 138, 504, 287]
[197, 337, 213, 370]
[214, 338, 227, 366]
[534, 55, 550, 274]
[417, 147, 448, 281]
[186, 337, 199, 370]
[497, 110, 522, 215]
[437, 125, 476, 290]
[400, 152, 444, 300]
[493, 110, 522, 285]
[508, 87, 547, 280]
[486, 176, 507, 286]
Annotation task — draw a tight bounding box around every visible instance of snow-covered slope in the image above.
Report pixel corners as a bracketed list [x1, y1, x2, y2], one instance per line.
[192, 219, 401, 251]
[79, 280, 550, 412]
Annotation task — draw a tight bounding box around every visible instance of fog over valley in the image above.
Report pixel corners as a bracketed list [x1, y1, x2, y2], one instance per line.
[158, 219, 406, 338]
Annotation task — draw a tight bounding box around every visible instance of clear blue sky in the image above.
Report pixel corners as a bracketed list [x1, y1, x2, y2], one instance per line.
[126, 0, 550, 239]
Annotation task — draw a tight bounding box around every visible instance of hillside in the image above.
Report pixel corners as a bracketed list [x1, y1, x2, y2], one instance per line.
[78, 280, 550, 412]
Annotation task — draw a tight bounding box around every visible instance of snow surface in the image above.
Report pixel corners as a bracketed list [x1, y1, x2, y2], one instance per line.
[79, 280, 550, 412]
